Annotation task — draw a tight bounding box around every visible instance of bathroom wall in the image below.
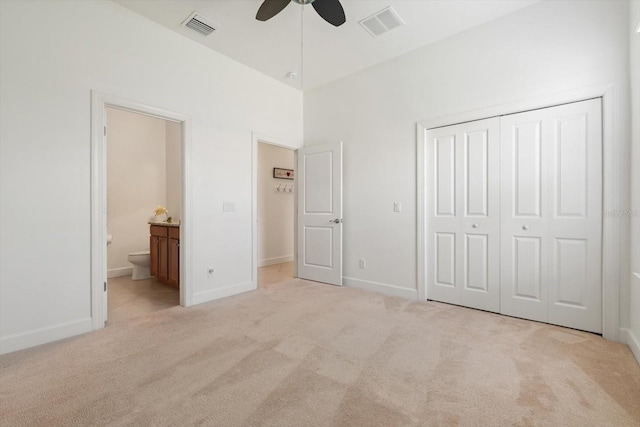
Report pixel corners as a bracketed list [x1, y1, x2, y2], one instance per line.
[165, 120, 182, 221]
[258, 143, 295, 266]
[106, 107, 168, 276]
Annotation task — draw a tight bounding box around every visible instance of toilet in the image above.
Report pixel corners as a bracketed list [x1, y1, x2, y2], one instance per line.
[128, 251, 151, 280]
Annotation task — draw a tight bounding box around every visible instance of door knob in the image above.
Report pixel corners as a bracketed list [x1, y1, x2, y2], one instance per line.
[472, 224, 479, 228]
[330, 219, 342, 223]
[523, 225, 529, 230]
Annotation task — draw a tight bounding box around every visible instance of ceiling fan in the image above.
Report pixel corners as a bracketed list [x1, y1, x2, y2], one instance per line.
[256, 0, 346, 27]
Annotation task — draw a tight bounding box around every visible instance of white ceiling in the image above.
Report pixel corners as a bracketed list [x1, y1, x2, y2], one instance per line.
[113, 0, 539, 91]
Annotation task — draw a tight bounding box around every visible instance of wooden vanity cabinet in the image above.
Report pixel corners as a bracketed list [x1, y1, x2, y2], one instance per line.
[168, 227, 180, 287]
[150, 224, 179, 288]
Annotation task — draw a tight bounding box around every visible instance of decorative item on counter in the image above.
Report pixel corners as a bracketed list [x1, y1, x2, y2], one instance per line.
[153, 205, 169, 223]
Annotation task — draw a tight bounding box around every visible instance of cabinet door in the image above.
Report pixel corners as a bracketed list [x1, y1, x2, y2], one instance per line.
[168, 238, 180, 288]
[158, 236, 168, 282]
[150, 236, 159, 277]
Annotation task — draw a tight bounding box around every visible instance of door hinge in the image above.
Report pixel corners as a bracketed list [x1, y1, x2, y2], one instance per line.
[104, 281, 107, 292]
[104, 126, 107, 136]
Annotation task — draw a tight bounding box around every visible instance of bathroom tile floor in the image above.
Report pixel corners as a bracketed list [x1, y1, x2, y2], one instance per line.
[106, 262, 294, 324]
[106, 276, 179, 325]
[258, 261, 294, 288]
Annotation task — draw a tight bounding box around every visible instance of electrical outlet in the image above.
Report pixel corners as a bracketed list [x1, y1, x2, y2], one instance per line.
[223, 202, 235, 212]
[359, 259, 366, 269]
[207, 268, 214, 278]
[394, 202, 401, 212]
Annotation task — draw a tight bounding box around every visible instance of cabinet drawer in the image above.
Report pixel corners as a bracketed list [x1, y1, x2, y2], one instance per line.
[150, 225, 168, 237]
[169, 227, 180, 240]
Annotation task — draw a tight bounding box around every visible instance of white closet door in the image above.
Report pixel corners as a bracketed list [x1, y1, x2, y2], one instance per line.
[500, 99, 602, 333]
[426, 118, 500, 312]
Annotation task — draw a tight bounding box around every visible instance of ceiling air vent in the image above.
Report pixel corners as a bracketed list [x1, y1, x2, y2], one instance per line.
[182, 11, 217, 36]
[359, 6, 404, 38]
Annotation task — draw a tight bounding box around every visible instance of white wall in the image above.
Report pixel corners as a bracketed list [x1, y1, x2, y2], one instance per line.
[0, 0, 302, 354]
[304, 0, 631, 316]
[257, 143, 295, 266]
[106, 107, 167, 274]
[627, 0, 640, 363]
[166, 120, 182, 221]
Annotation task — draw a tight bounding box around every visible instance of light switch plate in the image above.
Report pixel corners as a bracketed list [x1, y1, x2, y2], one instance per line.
[223, 202, 235, 212]
[394, 202, 401, 212]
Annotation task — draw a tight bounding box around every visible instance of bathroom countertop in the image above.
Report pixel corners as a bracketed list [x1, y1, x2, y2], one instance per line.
[148, 221, 180, 228]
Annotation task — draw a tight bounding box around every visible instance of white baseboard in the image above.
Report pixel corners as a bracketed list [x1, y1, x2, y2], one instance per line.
[108, 266, 133, 278]
[258, 255, 293, 267]
[620, 328, 640, 366]
[0, 317, 93, 355]
[192, 281, 254, 305]
[343, 276, 418, 300]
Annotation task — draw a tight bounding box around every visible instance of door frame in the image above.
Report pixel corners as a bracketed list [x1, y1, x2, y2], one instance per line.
[90, 91, 193, 330]
[417, 84, 620, 341]
[251, 132, 298, 290]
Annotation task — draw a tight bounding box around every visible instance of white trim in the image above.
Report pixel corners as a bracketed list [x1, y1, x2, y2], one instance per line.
[416, 122, 427, 302]
[620, 328, 640, 366]
[192, 281, 254, 305]
[417, 84, 620, 341]
[251, 132, 297, 291]
[343, 277, 418, 300]
[258, 255, 294, 267]
[91, 91, 193, 332]
[107, 267, 133, 278]
[0, 318, 92, 355]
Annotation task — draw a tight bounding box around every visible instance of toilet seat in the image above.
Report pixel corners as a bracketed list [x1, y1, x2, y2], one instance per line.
[129, 250, 150, 256]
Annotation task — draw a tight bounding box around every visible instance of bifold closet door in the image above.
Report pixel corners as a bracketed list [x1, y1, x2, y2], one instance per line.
[426, 118, 500, 313]
[500, 98, 602, 333]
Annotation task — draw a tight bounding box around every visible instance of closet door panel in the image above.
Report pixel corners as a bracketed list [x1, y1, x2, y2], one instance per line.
[427, 129, 460, 305]
[501, 98, 602, 333]
[500, 110, 548, 323]
[459, 120, 500, 312]
[547, 99, 602, 333]
[427, 118, 500, 312]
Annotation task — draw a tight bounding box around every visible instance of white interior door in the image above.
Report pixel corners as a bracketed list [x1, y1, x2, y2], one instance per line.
[500, 98, 602, 333]
[426, 118, 500, 312]
[297, 142, 343, 285]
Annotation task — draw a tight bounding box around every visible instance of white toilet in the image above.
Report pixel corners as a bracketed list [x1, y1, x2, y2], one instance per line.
[128, 251, 151, 280]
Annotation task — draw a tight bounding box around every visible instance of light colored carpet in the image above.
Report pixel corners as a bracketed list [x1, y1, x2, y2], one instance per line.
[1, 278, 639, 426]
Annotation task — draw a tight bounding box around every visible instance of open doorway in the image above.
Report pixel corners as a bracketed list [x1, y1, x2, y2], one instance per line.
[105, 107, 182, 323]
[256, 141, 296, 288]
[91, 91, 191, 331]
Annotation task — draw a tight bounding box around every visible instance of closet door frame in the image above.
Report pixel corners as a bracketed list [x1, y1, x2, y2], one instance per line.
[417, 85, 619, 341]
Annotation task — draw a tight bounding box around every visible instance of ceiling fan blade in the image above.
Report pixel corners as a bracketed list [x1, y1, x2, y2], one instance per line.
[256, 0, 291, 21]
[312, 0, 346, 27]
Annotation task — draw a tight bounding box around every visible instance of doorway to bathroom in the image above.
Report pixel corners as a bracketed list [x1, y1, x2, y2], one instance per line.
[255, 140, 296, 288]
[104, 106, 182, 324]
[91, 91, 192, 331]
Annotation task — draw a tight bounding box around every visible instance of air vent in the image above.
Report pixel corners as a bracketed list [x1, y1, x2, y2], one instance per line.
[359, 6, 404, 38]
[182, 11, 217, 36]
